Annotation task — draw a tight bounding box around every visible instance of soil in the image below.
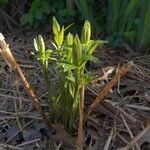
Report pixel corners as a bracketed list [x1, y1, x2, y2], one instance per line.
[0, 30, 150, 150]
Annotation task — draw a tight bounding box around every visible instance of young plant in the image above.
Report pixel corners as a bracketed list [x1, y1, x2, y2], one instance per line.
[33, 35, 56, 118]
[34, 17, 106, 132]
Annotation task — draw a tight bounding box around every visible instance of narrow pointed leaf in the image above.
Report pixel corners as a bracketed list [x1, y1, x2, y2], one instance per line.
[53, 17, 60, 36]
[34, 38, 39, 51]
[81, 20, 91, 44]
[72, 35, 81, 66]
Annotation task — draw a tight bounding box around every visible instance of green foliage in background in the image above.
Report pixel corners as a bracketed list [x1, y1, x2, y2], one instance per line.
[107, 0, 150, 52]
[107, 0, 139, 47]
[0, 0, 8, 4]
[73, 0, 94, 27]
[136, 0, 150, 52]
[20, 0, 105, 35]
[72, 0, 107, 36]
[20, 0, 75, 27]
[0, 0, 149, 52]
[33, 18, 106, 132]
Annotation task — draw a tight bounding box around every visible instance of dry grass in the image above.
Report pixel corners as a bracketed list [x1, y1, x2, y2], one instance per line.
[0, 32, 150, 149]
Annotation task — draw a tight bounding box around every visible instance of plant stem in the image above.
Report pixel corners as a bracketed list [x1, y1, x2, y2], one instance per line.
[42, 64, 54, 119]
[76, 86, 84, 149]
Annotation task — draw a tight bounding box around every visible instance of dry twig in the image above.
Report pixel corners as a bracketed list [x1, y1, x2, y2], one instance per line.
[0, 143, 23, 150]
[85, 61, 133, 121]
[0, 33, 52, 129]
[103, 123, 116, 150]
[122, 124, 150, 150]
[120, 114, 141, 150]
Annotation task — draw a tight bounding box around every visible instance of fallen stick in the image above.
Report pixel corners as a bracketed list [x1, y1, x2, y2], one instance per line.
[0, 143, 23, 150]
[0, 33, 52, 129]
[120, 114, 141, 150]
[85, 61, 133, 121]
[122, 124, 150, 150]
[103, 123, 116, 150]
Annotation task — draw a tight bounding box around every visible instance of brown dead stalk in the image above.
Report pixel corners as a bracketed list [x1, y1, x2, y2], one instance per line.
[85, 61, 133, 121]
[0, 33, 52, 129]
[120, 114, 141, 150]
[123, 124, 150, 150]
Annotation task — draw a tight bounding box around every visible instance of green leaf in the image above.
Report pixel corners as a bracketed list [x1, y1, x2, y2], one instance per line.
[66, 33, 73, 46]
[38, 35, 45, 53]
[82, 74, 93, 85]
[35, 9, 43, 19]
[64, 64, 76, 72]
[66, 76, 75, 83]
[82, 55, 97, 63]
[81, 20, 91, 44]
[58, 60, 72, 65]
[34, 38, 39, 51]
[64, 23, 74, 31]
[45, 49, 53, 59]
[0, 0, 8, 4]
[137, 0, 150, 52]
[53, 19, 64, 48]
[34, 35, 46, 60]
[57, 60, 76, 72]
[58, 26, 65, 46]
[87, 40, 99, 55]
[68, 82, 75, 97]
[42, 1, 51, 14]
[87, 40, 107, 55]
[72, 34, 81, 66]
[53, 17, 60, 36]
[30, 0, 43, 12]
[20, 13, 34, 26]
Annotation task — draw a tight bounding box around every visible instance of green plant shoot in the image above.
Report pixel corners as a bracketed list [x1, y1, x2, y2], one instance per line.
[34, 18, 106, 132]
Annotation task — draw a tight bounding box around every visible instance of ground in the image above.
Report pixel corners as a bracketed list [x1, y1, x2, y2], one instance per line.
[0, 31, 150, 150]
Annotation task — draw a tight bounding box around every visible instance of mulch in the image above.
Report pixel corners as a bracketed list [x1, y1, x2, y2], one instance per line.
[0, 31, 150, 150]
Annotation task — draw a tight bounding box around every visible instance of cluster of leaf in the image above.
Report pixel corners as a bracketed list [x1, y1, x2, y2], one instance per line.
[33, 17, 106, 132]
[20, 0, 75, 27]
